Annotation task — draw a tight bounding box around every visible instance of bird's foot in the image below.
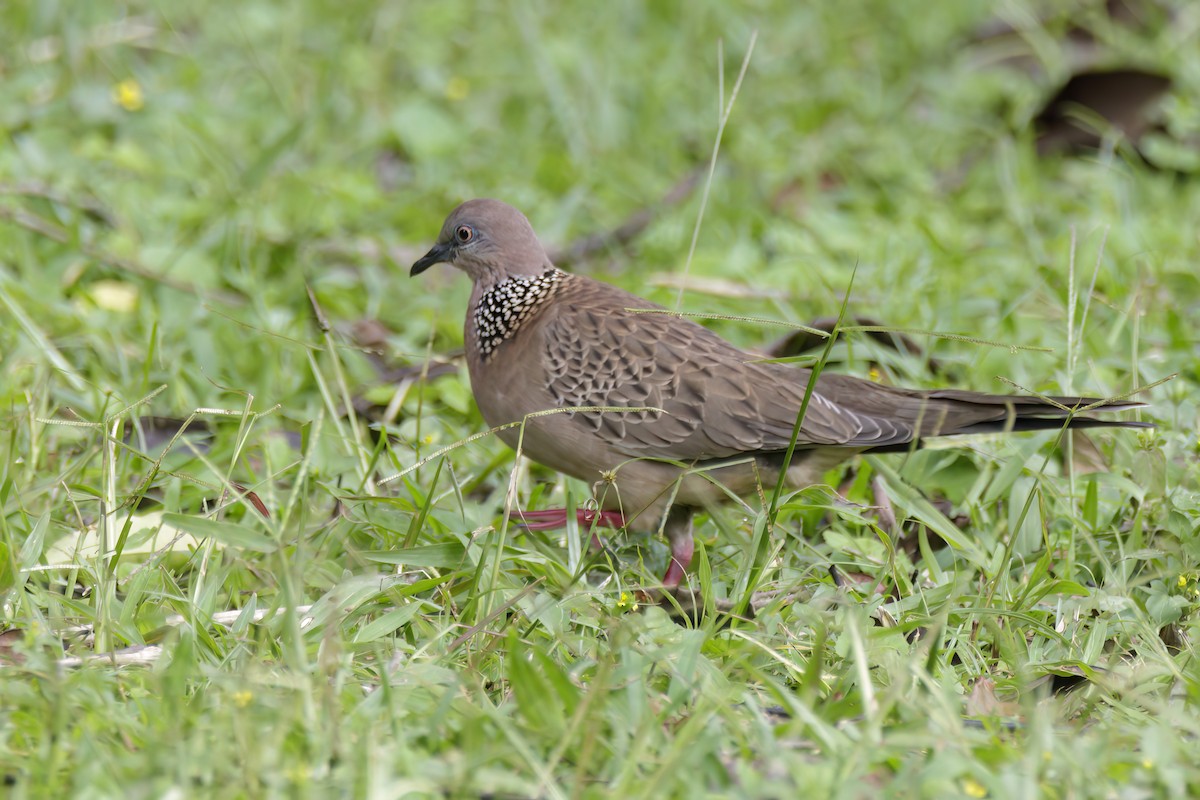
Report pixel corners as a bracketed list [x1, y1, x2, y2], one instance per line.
[513, 508, 625, 531]
[660, 532, 695, 590]
[514, 508, 625, 554]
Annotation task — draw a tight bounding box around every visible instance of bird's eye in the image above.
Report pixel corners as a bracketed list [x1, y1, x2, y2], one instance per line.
[455, 225, 474, 243]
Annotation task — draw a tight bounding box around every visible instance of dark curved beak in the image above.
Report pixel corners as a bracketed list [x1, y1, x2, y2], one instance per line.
[410, 242, 452, 277]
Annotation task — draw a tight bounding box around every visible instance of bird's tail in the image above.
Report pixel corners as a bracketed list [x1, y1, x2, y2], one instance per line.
[926, 389, 1149, 432]
[860, 389, 1151, 453]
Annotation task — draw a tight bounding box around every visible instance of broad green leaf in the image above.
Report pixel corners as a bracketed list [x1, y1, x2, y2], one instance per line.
[362, 542, 469, 568]
[162, 513, 276, 552]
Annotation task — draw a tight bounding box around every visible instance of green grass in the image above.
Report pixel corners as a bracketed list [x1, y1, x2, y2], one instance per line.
[2, 0, 1199, 796]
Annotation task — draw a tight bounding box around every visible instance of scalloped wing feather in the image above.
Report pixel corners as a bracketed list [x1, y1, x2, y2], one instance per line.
[540, 278, 915, 460]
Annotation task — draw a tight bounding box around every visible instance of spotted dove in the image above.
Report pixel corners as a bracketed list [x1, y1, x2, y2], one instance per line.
[411, 199, 1149, 588]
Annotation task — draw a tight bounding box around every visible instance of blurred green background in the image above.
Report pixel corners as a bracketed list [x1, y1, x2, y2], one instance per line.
[1, 0, 1199, 796]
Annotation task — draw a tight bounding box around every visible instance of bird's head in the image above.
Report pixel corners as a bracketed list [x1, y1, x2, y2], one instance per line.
[410, 199, 553, 285]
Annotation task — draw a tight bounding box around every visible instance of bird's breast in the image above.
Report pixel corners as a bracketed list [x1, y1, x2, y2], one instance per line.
[465, 316, 557, 433]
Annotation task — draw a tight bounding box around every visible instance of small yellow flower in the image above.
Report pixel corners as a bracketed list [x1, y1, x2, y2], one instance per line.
[615, 592, 639, 613]
[445, 76, 470, 102]
[233, 690, 253, 708]
[1178, 575, 1188, 589]
[1142, 758, 1154, 770]
[962, 778, 987, 798]
[113, 79, 144, 111]
[868, 367, 882, 382]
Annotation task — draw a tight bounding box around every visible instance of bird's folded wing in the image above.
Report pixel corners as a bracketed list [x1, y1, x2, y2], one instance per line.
[540, 299, 916, 461]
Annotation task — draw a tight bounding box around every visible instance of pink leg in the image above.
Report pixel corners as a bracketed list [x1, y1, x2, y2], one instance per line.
[514, 508, 625, 531]
[661, 535, 694, 589]
[660, 507, 696, 589]
[515, 508, 625, 553]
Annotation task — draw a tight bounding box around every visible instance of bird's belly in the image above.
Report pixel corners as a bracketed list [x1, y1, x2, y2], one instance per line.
[467, 353, 856, 526]
[673, 448, 858, 509]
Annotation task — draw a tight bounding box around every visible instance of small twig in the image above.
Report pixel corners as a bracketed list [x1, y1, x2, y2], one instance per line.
[21, 605, 317, 670]
[57, 645, 164, 669]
